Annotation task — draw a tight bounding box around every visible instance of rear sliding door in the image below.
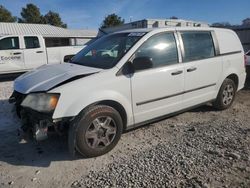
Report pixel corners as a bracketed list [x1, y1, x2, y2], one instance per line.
[178, 31, 222, 108]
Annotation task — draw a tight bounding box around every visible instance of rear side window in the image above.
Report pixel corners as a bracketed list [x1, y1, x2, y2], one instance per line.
[24, 36, 40, 49]
[134, 32, 178, 68]
[45, 38, 70, 47]
[0, 37, 19, 50]
[181, 32, 215, 62]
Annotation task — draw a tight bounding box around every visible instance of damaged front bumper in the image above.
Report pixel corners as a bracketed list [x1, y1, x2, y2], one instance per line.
[20, 108, 54, 141]
[9, 91, 70, 141]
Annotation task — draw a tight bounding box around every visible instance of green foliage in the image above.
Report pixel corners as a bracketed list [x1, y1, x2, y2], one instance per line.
[18, 4, 66, 28]
[242, 18, 250, 26]
[211, 18, 250, 28]
[100, 13, 125, 29]
[44, 11, 67, 28]
[170, 16, 178, 20]
[0, 5, 16, 22]
[18, 3, 43, 23]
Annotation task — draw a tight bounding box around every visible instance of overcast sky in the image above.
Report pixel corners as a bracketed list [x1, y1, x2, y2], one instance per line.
[1, 0, 249, 29]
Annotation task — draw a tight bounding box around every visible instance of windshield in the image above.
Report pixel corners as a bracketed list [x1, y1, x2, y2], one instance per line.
[71, 32, 146, 69]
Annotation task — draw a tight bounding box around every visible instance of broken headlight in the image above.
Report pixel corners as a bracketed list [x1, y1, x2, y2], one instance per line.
[21, 93, 60, 113]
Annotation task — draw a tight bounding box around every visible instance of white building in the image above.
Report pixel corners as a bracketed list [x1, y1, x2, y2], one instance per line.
[0, 22, 97, 46]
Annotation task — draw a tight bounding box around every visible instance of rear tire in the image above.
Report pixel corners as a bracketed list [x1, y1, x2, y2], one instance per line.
[213, 78, 236, 110]
[71, 105, 123, 158]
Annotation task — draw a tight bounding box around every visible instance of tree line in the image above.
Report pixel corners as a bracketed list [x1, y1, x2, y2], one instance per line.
[0, 4, 67, 28]
[211, 18, 250, 27]
[1, 3, 250, 29]
[0, 3, 125, 29]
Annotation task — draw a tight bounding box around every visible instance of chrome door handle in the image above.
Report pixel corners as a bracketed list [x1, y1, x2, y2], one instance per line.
[171, 70, 183, 76]
[187, 67, 197, 72]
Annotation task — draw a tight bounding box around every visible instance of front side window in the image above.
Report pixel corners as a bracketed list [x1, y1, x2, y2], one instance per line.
[0, 37, 19, 50]
[71, 32, 145, 69]
[24, 36, 40, 49]
[181, 32, 215, 62]
[134, 32, 178, 68]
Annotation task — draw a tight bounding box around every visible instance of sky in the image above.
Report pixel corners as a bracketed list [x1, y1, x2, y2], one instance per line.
[0, 0, 249, 29]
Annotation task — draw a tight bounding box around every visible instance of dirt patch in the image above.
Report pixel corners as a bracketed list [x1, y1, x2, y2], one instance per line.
[0, 79, 250, 188]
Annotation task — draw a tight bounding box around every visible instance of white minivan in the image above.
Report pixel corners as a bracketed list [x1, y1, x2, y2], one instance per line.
[10, 27, 246, 157]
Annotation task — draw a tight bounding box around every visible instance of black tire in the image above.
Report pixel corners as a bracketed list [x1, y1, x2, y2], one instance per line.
[71, 105, 123, 158]
[213, 78, 236, 110]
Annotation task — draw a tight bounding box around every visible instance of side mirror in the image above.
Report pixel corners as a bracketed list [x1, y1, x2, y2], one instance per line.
[133, 56, 153, 71]
[64, 55, 75, 63]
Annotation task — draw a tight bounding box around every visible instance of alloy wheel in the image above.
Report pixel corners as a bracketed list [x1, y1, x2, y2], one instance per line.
[85, 116, 117, 149]
[222, 84, 234, 106]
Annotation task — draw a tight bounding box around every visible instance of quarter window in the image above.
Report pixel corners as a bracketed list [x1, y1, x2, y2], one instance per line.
[0, 37, 19, 50]
[134, 32, 178, 68]
[24, 36, 40, 49]
[45, 38, 70, 47]
[181, 32, 215, 62]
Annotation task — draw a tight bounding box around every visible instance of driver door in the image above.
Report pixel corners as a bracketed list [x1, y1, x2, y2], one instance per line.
[131, 32, 184, 124]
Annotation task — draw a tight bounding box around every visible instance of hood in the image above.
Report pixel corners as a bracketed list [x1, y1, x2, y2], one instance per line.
[14, 63, 102, 94]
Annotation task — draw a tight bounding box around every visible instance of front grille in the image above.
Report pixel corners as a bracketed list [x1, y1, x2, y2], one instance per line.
[9, 91, 26, 105]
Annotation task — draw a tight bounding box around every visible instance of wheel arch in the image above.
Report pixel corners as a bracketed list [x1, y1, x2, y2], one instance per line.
[226, 73, 239, 90]
[81, 100, 128, 131]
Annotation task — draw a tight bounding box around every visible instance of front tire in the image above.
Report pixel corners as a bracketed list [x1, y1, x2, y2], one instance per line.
[213, 78, 236, 110]
[71, 105, 123, 158]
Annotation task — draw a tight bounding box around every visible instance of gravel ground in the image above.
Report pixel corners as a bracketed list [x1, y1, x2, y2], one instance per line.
[0, 76, 250, 188]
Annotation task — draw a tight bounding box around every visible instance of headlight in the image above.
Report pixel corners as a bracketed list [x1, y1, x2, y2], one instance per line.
[21, 93, 60, 113]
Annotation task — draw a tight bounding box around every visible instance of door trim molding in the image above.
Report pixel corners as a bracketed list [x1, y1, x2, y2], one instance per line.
[217, 50, 242, 57]
[128, 99, 215, 130]
[136, 83, 216, 106]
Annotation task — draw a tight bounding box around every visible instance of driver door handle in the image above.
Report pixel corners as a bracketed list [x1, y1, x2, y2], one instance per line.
[187, 67, 197, 72]
[171, 70, 183, 76]
[36, 51, 44, 53]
